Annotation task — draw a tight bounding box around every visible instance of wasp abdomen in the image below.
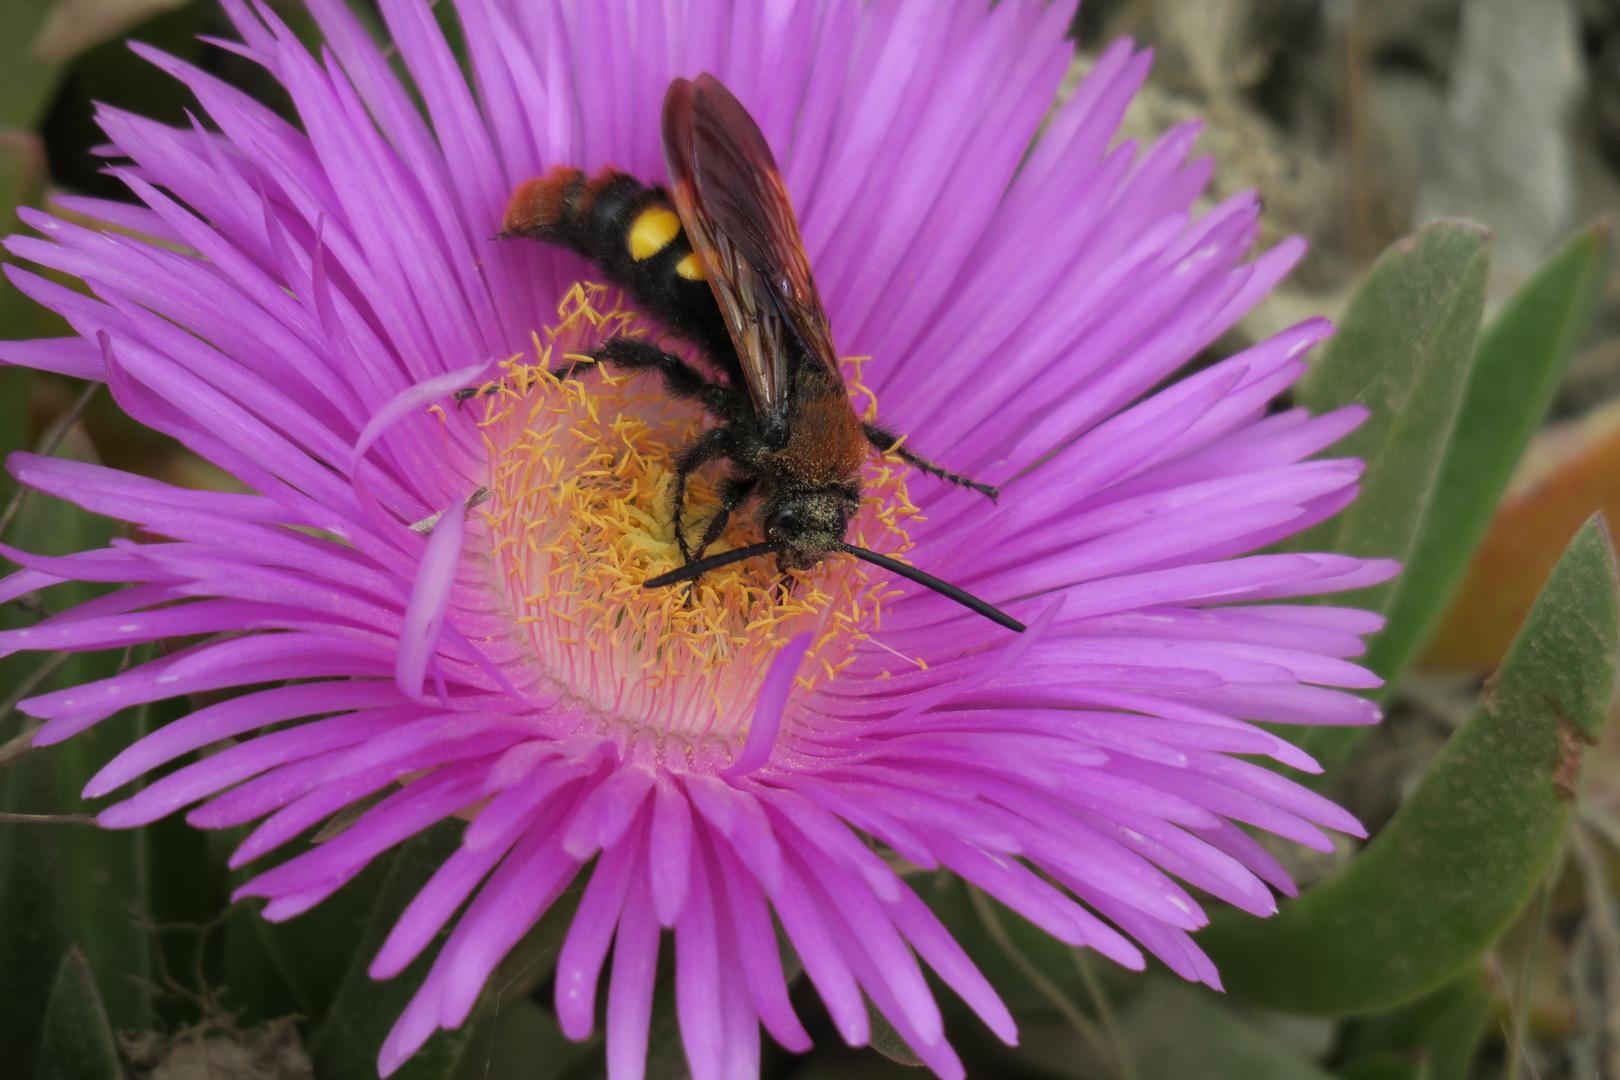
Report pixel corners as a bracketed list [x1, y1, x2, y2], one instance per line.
[502, 166, 723, 357]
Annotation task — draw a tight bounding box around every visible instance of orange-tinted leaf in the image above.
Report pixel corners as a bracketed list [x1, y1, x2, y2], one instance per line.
[1424, 403, 1620, 671]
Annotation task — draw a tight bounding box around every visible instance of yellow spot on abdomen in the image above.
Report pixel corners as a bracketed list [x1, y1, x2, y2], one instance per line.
[675, 252, 705, 280]
[628, 206, 682, 261]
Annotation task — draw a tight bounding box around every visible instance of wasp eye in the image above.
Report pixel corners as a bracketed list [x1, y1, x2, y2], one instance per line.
[766, 506, 802, 538]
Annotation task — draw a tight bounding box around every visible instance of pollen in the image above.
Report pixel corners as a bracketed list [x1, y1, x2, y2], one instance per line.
[472, 284, 919, 751]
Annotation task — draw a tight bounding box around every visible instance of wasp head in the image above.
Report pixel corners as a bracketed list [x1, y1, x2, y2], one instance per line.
[762, 486, 860, 570]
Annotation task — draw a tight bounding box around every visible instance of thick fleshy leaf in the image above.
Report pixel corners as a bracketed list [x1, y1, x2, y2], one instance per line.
[1332, 969, 1493, 1080]
[225, 785, 581, 1051]
[1202, 515, 1619, 1015]
[1368, 219, 1612, 686]
[0, 0, 62, 130]
[0, 130, 46, 495]
[867, 995, 924, 1067]
[32, 0, 195, 66]
[1286, 220, 1488, 767]
[32, 3, 205, 198]
[454, 997, 597, 1080]
[138, 697, 225, 1031]
[0, 432, 150, 1073]
[1122, 982, 1336, 1080]
[239, 817, 415, 1028]
[1422, 409, 1620, 672]
[309, 821, 481, 1080]
[34, 947, 121, 1080]
[1425, 318, 1620, 672]
[220, 893, 304, 1027]
[1333, 1056, 1423, 1080]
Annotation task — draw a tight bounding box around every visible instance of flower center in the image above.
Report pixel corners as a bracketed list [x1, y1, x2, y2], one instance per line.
[476, 285, 920, 748]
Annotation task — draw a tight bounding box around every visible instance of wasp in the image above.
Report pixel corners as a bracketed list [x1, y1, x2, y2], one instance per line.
[493, 74, 1022, 633]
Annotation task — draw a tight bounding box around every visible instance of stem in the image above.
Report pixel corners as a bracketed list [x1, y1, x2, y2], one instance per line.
[0, 379, 100, 542]
[1072, 946, 1138, 1080]
[966, 883, 1116, 1071]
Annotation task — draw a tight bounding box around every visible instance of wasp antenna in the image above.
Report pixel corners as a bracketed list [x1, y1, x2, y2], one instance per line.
[837, 544, 1025, 633]
[643, 541, 788, 588]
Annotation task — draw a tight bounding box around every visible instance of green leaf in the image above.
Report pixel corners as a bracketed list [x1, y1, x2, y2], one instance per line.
[1365, 219, 1613, 691]
[0, 0, 64, 130]
[31, 0, 196, 68]
[1287, 220, 1489, 768]
[1292, 221, 1490, 589]
[221, 898, 304, 1027]
[1334, 1054, 1426, 1080]
[1122, 982, 1336, 1080]
[1332, 969, 1492, 1080]
[35, 946, 121, 1080]
[40, 3, 206, 200]
[0, 432, 151, 1074]
[450, 997, 596, 1080]
[232, 838, 406, 1029]
[1202, 515, 1620, 1015]
[911, 873, 1090, 1019]
[0, 129, 46, 506]
[866, 996, 923, 1067]
[309, 821, 483, 1080]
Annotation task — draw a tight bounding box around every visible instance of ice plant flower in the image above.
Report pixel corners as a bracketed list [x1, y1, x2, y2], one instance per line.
[0, 1, 1397, 1078]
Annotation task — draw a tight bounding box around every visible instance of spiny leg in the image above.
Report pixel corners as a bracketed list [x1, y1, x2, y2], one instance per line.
[690, 473, 757, 566]
[454, 337, 733, 415]
[671, 426, 735, 565]
[862, 421, 999, 500]
[557, 338, 733, 416]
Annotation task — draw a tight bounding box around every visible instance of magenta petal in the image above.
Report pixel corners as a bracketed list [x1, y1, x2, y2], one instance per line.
[562, 765, 654, 859]
[395, 495, 465, 701]
[556, 810, 645, 1039]
[606, 872, 661, 1080]
[710, 835, 811, 1053]
[768, 853, 868, 1047]
[351, 360, 493, 474]
[650, 774, 694, 927]
[683, 776, 783, 894]
[723, 632, 809, 777]
[86, 680, 404, 798]
[675, 830, 727, 1080]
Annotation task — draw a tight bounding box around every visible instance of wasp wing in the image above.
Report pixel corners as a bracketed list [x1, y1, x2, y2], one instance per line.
[662, 75, 843, 428]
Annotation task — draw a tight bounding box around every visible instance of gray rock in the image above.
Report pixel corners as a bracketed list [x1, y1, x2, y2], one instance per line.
[1415, 0, 1585, 285]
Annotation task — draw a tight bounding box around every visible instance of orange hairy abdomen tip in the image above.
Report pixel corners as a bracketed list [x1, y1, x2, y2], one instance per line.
[502, 167, 581, 236]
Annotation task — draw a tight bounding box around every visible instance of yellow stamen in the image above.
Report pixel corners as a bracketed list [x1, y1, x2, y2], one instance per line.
[474, 284, 921, 744]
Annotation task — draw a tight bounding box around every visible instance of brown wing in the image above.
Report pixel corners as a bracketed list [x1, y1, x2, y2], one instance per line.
[662, 75, 843, 427]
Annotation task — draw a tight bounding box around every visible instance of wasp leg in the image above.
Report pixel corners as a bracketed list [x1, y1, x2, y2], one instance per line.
[862, 421, 999, 501]
[671, 426, 735, 565]
[554, 337, 735, 417]
[689, 474, 758, 566]
[455, 338, 734, 410]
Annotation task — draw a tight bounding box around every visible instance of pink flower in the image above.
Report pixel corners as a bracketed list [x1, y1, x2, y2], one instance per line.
[0, 1, 1395, 1078]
